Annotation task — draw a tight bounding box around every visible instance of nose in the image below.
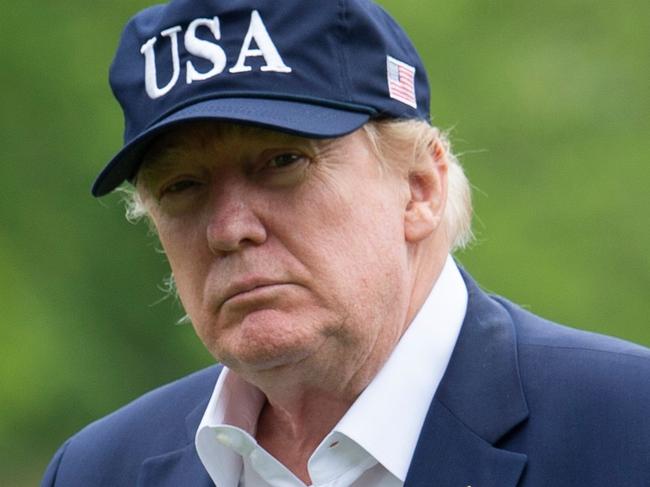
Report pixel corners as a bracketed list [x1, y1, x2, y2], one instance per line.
[205, 179, 267, 254]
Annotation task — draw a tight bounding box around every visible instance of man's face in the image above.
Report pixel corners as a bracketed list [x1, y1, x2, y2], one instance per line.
[140, 123, 415, 384]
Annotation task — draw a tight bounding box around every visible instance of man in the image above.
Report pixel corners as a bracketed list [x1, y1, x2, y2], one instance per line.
[43, 0, 650, 486]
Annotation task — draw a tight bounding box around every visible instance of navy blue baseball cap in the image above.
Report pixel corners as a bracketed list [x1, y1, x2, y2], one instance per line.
[92, 0, 431, 196]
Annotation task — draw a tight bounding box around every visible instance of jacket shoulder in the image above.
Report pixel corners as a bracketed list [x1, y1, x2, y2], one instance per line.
[42, 364, 222, 486]
[74, 364, 221, 443]
[495, 295, 650, 362]
[494, 296, 650, 480]
[494, 296, 650, 393]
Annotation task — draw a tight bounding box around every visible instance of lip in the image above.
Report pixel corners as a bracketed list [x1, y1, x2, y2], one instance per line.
[221, 278, 291, 306]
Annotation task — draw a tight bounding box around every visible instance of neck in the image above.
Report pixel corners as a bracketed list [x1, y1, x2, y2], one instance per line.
[406, 246, 449, 334]
[252, 377, 368, 484]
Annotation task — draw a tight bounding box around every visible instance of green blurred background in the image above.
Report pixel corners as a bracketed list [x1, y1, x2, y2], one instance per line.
[1, 0, 648, 484]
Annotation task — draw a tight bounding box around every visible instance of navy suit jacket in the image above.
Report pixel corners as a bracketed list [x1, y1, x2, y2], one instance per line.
[42, 272, 650, 486]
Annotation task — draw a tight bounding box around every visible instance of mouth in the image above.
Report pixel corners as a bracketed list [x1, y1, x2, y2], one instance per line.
[222, 279, 292, 307]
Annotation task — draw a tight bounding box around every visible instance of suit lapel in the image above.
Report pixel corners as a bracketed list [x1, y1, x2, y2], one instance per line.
[405, 270, 529, 487]
[137, 379, 218, 487]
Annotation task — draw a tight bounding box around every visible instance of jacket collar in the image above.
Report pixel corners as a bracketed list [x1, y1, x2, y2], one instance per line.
[137, 390, 215, 486]
[404, 268, 529, 487]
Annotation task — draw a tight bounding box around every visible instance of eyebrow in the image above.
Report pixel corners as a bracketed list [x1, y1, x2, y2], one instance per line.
[137, 144, 192, 187]
[137, 124, 326, 187]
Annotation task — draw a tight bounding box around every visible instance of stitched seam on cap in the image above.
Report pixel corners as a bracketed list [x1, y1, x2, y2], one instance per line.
[336, 0, 353, 104]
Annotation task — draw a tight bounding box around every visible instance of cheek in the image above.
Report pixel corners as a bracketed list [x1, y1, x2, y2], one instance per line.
[154, 219, 211, 317]
[283, 179, 409, 312]
[312, 183, 406, 262]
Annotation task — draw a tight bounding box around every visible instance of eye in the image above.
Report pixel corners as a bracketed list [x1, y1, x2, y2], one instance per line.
[266, 153, 306, 169]
[159, 179, 201, 199]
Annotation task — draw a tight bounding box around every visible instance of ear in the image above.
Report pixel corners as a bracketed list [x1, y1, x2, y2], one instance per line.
[404, 141, 448, 243]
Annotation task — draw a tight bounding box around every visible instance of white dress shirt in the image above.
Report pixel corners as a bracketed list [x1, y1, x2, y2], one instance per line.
[196, 255, 468, 486]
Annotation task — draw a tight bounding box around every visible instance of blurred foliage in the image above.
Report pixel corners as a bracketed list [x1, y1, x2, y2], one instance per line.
[1, 0, 648, 484]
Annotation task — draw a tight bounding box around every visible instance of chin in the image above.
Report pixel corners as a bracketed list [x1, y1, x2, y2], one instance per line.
[205, 308, 328, 373]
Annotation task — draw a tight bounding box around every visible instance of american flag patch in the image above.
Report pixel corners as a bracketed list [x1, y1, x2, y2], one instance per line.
[386, 55, 417, 108]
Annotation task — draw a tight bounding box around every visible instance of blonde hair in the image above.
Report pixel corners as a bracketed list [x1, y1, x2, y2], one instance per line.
[124, 119, 473, 251]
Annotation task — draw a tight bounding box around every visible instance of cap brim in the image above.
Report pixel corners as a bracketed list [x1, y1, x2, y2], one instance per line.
[92, 97, 371, 197]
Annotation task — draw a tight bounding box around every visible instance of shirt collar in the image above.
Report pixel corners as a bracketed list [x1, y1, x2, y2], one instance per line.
[195, 255, 467, 485]
[196, 367, 265, 487]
